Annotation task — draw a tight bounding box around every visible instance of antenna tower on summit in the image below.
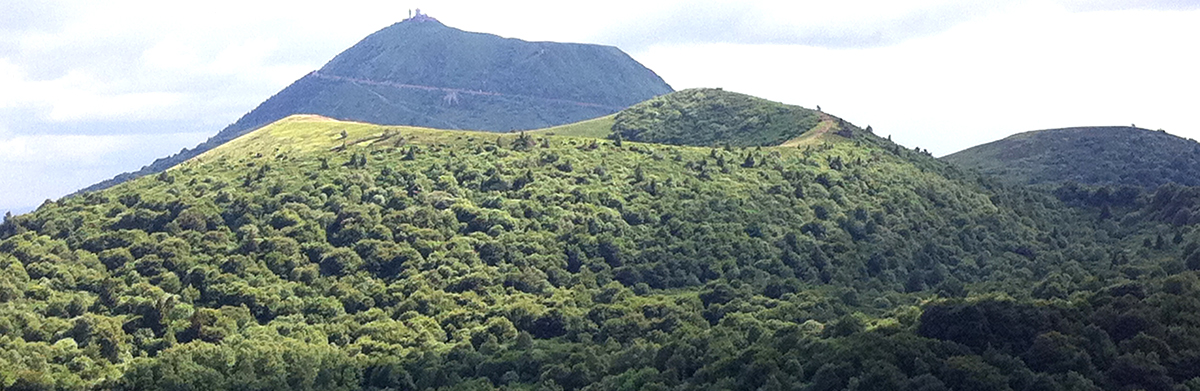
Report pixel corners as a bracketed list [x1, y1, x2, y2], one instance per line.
[404, 8, 438, 23]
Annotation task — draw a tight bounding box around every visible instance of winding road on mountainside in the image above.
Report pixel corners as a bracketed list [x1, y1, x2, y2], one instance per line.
[310, 71, 628, 111]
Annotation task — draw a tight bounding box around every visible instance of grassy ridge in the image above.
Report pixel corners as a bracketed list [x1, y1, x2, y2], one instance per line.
[612, 88, 823, 147]
[525, 115, 615, 139]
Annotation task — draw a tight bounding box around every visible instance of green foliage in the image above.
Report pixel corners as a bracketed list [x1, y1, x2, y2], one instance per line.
[529, 115, 616, 139]
[6, 115, 1200, 390]
[945, 126, 1200, 188]
[612, 88, 821, 147]
[917, 277, 1200, 391]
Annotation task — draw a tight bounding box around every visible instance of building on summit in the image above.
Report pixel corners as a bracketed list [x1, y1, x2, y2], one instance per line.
[405, 8, 438, 23]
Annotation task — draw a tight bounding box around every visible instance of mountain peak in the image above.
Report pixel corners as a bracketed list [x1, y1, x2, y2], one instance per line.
[314, 21, 670, 110]
[77, 17, 671, 194]
[944, 126, 1200, 187]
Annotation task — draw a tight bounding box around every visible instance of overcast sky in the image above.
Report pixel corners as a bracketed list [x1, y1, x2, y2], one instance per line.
[2, 0, 1199, 214]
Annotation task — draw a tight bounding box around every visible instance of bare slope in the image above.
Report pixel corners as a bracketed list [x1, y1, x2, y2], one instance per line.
[525, 114, 615, 138]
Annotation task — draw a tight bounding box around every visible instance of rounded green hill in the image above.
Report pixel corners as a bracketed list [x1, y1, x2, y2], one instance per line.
[944, 126, 1200, 187]
[612, 88, 823, 147]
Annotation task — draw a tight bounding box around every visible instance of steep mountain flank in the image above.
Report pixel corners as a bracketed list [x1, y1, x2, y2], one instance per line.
[236, 18, 671, 134]
[79, 16, 671, 194]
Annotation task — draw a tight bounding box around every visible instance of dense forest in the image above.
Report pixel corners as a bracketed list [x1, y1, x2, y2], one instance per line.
[944, 126, 1200, 188]
[5, 93, 1200, 391]
[612, 89, 822, 148]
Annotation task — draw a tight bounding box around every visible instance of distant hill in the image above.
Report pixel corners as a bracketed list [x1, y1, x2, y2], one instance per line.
[611, 88, 824, 147]
[78, 15, 671, 194]
[944, 126, 1200, 187]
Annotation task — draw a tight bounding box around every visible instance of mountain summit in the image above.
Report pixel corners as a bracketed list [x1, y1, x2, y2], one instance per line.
[944, 126, 1200, 187]
[80, 16, 672, 193]
[256, 15, 672, 133]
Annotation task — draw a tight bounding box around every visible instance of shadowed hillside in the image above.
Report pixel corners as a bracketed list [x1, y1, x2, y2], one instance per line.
[944, 126, 1200, 187]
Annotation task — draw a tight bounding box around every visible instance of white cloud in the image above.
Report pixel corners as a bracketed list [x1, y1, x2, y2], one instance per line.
[0, 134, 127, 164]
[0, 132, 206, 165]
[591, 0, 1022, 49]
[0, 61, 188, 122]
[46, 90, 186, 122]
[141, 38, 201, 70]
[0, 59, 27, 108]
[1059, 0, 1200, 12]
[0, 131, 209, 210]
[210, 38, 278, 75]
